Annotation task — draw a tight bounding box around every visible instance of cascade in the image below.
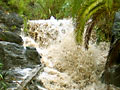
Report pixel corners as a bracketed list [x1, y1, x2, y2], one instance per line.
[15, 17, 119, 90]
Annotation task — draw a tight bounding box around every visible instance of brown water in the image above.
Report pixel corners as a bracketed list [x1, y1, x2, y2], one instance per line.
[21, 17, 120, 90]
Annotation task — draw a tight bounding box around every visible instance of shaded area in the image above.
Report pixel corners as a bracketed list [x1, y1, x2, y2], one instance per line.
[102, 11, 120, 87]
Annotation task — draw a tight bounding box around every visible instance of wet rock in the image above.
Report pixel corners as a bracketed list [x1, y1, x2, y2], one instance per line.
[102, 11, 120, 87]
[0, 23, 7, 31]
[5, 13, 23, 28]
[102, 65, 120, 87]
[0, 31, 23, 45]
[102, 39, 120, 87]
[25, 47, 42, 64]
[111, 11, 120, 44]
[0, 41, 41, 70]
[6, 67, 45, 90]
[0, 10, 23, 34]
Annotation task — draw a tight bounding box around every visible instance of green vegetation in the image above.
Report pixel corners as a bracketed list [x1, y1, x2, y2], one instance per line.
[71, 0, 120, 48]
[0, 0, 72, 19]
[0, 63, 7, 90]
[0, 0, 120, 46]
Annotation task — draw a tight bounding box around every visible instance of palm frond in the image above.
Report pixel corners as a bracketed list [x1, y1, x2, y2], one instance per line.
[75, 0, 104, 44]
[105, 0, 113, 11]
[73, 0, 120, 49]
[84, 21, 96, 49]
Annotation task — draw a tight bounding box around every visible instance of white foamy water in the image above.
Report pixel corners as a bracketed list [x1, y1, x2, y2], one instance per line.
[21, 17, 120, 90]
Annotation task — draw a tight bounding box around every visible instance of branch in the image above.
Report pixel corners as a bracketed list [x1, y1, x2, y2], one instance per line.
[17, 65, 44, 90]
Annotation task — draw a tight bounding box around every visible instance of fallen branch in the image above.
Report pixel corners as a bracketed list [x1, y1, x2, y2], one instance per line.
[17, 65, 44, 90]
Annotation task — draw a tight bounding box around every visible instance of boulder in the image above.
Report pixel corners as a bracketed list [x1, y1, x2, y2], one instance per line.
[0, 10, 23, 34]
[0, 31, 23, 45]
[102, 39, 120, 87]
[102, 11, 120, 87]
[0, 41, 41, 70]
[111, 11, 120, 44]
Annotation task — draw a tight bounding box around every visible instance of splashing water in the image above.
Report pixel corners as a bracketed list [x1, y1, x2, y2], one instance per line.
[21, 17, 120, 90]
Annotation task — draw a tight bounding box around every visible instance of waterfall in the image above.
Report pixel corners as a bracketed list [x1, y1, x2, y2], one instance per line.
[20, 17, 119, 90]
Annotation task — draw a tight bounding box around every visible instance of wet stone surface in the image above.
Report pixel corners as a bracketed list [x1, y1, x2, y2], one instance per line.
[0, 41, 41, 70]
[0, 31, 23, 45]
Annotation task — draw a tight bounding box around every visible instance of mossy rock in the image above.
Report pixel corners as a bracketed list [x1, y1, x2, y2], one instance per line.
[0, 31, 23, 45]
[0, 10, 23, 34]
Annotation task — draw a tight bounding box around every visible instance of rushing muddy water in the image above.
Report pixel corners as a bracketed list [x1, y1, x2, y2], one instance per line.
[19, 17, 120, 90]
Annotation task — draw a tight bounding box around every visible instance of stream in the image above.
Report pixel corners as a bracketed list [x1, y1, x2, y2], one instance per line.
[7, 17, 120, 90]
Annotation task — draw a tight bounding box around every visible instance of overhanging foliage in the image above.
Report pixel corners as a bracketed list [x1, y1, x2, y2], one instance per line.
[72, 0, 120, 49]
